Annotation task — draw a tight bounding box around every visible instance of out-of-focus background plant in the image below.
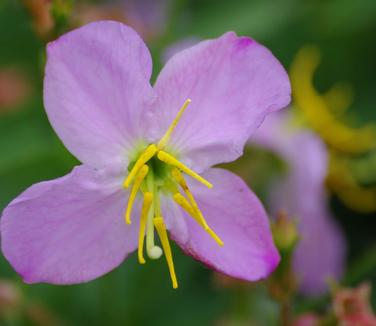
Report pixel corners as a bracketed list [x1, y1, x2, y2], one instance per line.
[0, 0, 375, 325]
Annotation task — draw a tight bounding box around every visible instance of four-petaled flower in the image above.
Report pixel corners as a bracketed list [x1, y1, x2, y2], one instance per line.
[0, 21, 290, 288]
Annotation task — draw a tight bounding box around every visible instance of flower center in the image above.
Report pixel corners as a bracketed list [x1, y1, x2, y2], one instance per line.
[123, 99, 223, 289]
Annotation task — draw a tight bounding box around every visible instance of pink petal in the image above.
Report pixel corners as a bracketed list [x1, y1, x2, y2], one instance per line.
[252, 112, 328, 189]
[44, 21, 156, 169]
[252, 112, 346, 295]
[169, 168, 280, 281]
[152, 32, 291, 172]
[269, 162, 346, 296]
[1, 165, 138, 284]
[293, 206, 346, 296]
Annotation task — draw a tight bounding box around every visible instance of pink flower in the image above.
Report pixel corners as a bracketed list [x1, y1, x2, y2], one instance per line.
[0, 68, 31, 111]
[292, 313, 320, 326]
[0, 21, 290, 288]
[333, 283, 376, 326]
[251, 111, 346, 296]
[76, 0, 169, 41]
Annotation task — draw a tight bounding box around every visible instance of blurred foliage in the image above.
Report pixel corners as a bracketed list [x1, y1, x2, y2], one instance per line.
[0, 0, 375, 325]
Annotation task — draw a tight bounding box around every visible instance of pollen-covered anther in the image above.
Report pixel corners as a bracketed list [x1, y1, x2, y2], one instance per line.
[154, 216, 178, 289]
[157, 151, 213, 188]
[138, 192, 153, 264]
[125, 164, 149, 224]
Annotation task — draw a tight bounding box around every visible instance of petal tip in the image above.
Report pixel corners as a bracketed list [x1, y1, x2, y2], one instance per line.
[20, 272, 38, 285]
[222, 31, 237, 39]
[236, 36, 255, 49]
[266, 249, 281, 275]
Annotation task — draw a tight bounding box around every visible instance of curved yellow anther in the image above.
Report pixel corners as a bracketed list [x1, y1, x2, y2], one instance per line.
[125, 165, 149, 224]
[174, 193, 223, 246]
[173, 168, 224, 245]
[158, 151, 212, 188]
[154, 217, 178, 289]
[138, 192, 153, 264]
[158, 99, 191, 150]
[172, 169, 205, 217]
[206, 228, 224, 247]
[124, 144, 157, 188]
[173, 193, 196, 217]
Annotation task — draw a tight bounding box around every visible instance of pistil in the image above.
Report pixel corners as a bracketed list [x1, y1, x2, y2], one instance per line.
[145, 171, 163, 260]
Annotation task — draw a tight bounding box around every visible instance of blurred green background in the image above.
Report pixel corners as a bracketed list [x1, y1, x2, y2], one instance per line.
[0, 0, 375, 325]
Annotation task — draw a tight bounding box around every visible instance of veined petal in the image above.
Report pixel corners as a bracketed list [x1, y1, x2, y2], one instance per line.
[152, 32, 291, 172]
[169, 168, 280, 281]
[0, 165, 139, 284]
[44, 21, 156, 169]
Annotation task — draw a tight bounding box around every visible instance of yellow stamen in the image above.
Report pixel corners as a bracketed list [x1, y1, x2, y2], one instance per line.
[157, 151, 213, 188]
[124, 144, 157, 188]
[138, 192, 153, 264]
[173, 193, 224, 247]
[172, 169, 201, 212]
[205, 228, 224, 247]
[173, 193, 196, 217]
[157, 99, 192, 150]
[172, 168, 223, 246]
[153, 217, 178, 289]
[125, 165, 149, 224]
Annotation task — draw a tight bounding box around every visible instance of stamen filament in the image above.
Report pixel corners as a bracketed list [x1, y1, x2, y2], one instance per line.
[157, 151, 213, 188]
[125, 165, 149, 224]
[173, 193, 224, 247]
[157, 99, 191, 150]
[138, 192, 153, 264]
[124, 144, 157, 188]
[154, 217, 178, 289]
